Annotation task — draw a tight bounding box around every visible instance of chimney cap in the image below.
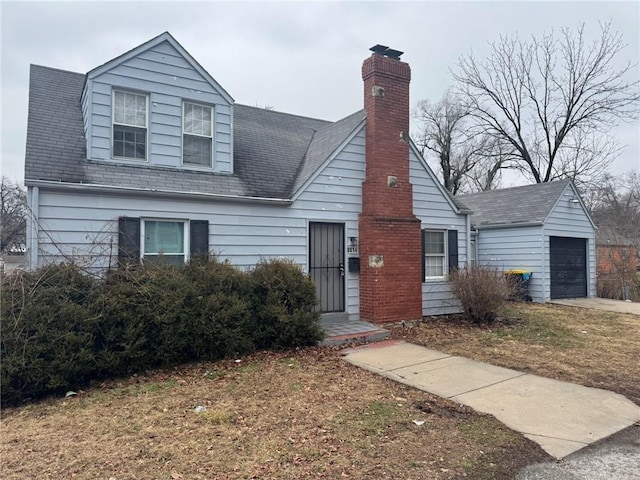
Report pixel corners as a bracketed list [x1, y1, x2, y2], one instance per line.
[369, 44, 404, 60]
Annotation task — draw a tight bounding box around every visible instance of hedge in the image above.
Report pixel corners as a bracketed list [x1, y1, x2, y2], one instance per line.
[1, 258, 323, 405]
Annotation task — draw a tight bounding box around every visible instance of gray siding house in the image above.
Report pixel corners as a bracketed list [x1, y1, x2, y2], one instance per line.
[25, 33, 469, 323]
[456, 181, 597, 302]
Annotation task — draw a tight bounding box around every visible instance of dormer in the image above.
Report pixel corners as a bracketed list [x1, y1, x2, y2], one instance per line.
[81, 32, 234, 173]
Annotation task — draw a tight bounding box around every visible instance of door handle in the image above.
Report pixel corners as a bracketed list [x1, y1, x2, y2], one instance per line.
[339, 263, 345, 277]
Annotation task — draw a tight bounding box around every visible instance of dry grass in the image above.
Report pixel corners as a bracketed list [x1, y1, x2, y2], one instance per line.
[1, 348, 547, 479]
[391, 303, 640, 405]
[7, 302, 627, 479]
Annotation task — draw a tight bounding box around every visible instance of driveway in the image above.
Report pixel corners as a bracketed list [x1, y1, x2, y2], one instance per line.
[549, 298, 639, 315]
[517, 424, 640, 480]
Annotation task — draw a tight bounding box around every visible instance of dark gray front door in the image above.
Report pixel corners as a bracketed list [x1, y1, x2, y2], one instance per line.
[550, 236, 587, 299]
[309, 222, 345, 313]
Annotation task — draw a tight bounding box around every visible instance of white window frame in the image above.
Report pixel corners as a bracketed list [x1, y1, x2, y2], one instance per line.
[112, 89, 148, 161]
[182, 101, 214, 168]
[140, 219, 189, 265]
[424, 229, 447, 280]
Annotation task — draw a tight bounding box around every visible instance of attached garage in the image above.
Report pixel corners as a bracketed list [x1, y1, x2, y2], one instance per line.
[456, 180, 597, 303]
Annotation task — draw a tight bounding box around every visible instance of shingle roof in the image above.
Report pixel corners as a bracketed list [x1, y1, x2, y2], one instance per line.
[455, 180, 571, 228]
[25, 65, 363, 200]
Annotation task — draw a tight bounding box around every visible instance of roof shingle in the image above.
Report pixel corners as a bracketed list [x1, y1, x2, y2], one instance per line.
[455, 180, 571, 228]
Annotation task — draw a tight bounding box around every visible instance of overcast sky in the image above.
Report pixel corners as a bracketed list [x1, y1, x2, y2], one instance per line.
[1, 0, 638, 185]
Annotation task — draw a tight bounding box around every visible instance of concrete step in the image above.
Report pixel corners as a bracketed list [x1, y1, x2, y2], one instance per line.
[319, 318, 390, 347]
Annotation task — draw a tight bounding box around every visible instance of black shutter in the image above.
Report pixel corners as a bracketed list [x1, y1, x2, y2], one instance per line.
[190, 220, 209, 257]
[448, 229, 458, 272]
[118, 217, 140, 267]
[421, 229, 426, 282]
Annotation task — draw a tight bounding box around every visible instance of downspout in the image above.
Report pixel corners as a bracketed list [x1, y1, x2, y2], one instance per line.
[466, 213, 471, 267]
[27, 186, 39, 270]
[540, 226, 546, 302]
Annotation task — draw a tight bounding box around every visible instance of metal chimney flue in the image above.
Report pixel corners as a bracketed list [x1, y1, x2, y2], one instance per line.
[369, 44, 404, 60]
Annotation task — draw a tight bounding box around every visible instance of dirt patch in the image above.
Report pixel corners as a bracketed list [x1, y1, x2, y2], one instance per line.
[391, 303, 640, 406]
[414, 398, 473, 419]
[1, 348, 548, 479]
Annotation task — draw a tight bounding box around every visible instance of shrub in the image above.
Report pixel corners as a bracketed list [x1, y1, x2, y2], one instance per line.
[1, 257, 322, 405]
[597, 272, 639, 301]
[95, 264, 199, 375]
[184, 257, 257, 358]
[251, 259, 323, 349]
[1, 264, 98, 403]
[449, 266, 514, 323]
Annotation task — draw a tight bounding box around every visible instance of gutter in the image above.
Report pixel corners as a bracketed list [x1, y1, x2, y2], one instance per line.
[24, 179, 293, 206]
[473, 221, 544, 231]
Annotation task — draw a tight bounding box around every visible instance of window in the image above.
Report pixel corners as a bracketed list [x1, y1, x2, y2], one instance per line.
[183, 102, 213, 167]
[118, 217, 209, 268]
[113, 90, 147, 160]
[424, 230, 446, 278]
[142, 220, 187, 265]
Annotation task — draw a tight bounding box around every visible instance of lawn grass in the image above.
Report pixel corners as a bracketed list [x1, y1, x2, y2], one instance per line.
[391, 302, 640, 405]
[5, 302, 631, 479]
[1, 349, 548, 479]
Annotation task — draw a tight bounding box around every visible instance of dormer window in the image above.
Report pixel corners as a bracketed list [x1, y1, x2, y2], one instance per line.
[183, 102, 213, 167]
[112, 90, 147, 160]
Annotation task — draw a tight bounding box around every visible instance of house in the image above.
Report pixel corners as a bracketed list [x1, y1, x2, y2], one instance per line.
[455, 181, 597, 302]
[24, 32, 469, 324]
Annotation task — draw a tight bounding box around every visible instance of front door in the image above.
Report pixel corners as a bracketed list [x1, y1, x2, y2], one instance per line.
[309, 222, 345, 312]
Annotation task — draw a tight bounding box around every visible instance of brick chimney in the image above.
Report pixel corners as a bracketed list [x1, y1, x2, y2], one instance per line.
[358, 45, 423, 324]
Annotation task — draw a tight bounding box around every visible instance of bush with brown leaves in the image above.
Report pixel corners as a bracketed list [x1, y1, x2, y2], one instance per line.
[449, 266, 514, 323]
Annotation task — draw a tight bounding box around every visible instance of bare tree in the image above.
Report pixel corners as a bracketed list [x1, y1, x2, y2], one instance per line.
[584, 171, 639, 299]
[453, 22, 640, 185]
[1, 177, 27, 254]
[414, 91, 510, 194]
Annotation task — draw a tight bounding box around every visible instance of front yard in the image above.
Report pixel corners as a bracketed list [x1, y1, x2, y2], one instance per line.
[2, 352, 546, 479]
[2, 303, 637, 479]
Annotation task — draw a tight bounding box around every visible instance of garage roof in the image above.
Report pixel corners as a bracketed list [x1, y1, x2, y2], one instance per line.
[455, 180, 573, 228]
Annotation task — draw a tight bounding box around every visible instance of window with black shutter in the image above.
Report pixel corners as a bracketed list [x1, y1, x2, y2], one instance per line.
[118, 217, 209, 266]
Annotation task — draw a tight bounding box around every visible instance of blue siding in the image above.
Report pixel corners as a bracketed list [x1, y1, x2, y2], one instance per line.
[83, 40, 232, 173]
[410, 149, 467, 316]
[543, 184, 596, 300]
[475, 226, 545, 302]
[33, 128, 474, 320]
[34, 127, 366, 320]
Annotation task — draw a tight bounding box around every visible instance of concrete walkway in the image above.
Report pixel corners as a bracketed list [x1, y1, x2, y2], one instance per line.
[342, 340, 640, 459]
[549, 298, 639, 315]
